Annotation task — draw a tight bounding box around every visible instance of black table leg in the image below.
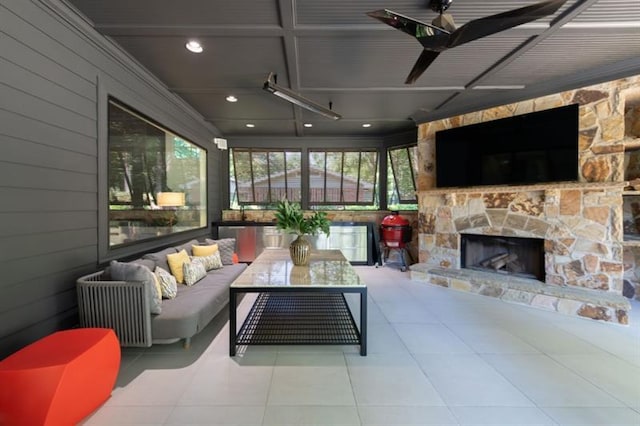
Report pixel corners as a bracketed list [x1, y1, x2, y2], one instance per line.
[360, 289, 367, 356]
[229, 288, 237, 356]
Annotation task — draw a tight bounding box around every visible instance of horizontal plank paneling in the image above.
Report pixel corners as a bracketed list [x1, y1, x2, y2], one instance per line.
[0, 84, 96, 137]
[1, 229, 96, 262]
[1, 246, 97, 285]
[0, 266, 95, 312]
[0, 109, 96, 155]
[0, 0, 219, 357]
[0, 211, 95, 236]
[0, 28, 96, 101]
[0, 188, 96, 212]
[0, 162, 95, 192]
[0, 290, 78, 341]
[0, 57, 95, 119]
[1, 135, 95, 174]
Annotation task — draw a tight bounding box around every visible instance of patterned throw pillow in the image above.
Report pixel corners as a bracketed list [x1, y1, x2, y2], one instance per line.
[155, 266, 177, 299]
[204, 238, 235, 265]
[167, 249, 190, 284]
[191, 252, 223, 271]
[109, 261, 162, 314]
[183, 260, 207, 286]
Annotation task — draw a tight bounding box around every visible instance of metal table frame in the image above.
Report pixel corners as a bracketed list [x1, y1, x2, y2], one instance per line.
[229, 284, 367, 356]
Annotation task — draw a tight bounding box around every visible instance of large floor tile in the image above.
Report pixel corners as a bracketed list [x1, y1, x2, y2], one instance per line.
[82, 405, 174, 425]
[450, 406, 557, 425]
[415, 354, 534, 407]
[346, 353, 445, 406]
[447, 323, 541, 354]
[362, 322, 410, 354]
[550, 354, 640, 409]
[393, 323, 474, 354]
[358, 406, 459, 425]
[178, 354, 275, 406]
[375, 300, 441, 323]
[267, 353, 355, 406]
[541, 407, 640, 425]
[262, 405, 360, 425]
[165, 405, 264, 425]
[483, 354, 625, 407]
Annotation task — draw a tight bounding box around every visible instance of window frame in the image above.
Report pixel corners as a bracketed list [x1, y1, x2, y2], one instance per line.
[98, 85, 210, 263]
[387, 143, 418, 206]
[307, 148, 379, 207]
[230, 148, 303, 207]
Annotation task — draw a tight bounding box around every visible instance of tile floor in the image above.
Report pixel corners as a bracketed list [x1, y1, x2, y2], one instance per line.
[83, 265, 640, 426]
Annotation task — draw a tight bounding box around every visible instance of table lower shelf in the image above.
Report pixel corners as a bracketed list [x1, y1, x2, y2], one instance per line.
[236, 292, 361, 346]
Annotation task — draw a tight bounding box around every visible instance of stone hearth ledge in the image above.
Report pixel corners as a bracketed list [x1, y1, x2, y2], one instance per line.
[410, 263, 631, 325]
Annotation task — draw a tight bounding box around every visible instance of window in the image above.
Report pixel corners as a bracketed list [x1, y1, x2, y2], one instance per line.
[108, 99, 207, 246]
[388, 144, 418, 208]
[309, 149, 378, 206]
[230, 148, 302, 206]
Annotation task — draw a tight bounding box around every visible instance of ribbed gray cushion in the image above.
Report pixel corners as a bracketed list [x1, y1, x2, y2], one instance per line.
[109, 260, 162, 314]
[142, 247, 178, 273]
[174, 239, 200, 256]
[204, 238, 236, 265]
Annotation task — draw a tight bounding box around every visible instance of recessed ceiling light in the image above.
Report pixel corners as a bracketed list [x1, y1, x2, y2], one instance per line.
[226, 95, 238, 102]
[245, 123, 255, 128]
[304, 123, 313, 128]
[362, 123, 372, 128]
[185, 40, 203, 53]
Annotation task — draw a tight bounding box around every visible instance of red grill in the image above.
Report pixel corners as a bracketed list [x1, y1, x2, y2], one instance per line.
[380, 213, 412, 248]
[379, 212, 412, 271]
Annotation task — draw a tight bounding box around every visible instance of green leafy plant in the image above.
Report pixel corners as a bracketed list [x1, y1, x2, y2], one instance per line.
[274, 199, 330, 237]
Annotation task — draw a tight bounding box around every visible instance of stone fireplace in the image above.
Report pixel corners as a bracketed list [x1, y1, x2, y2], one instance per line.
[412, 184, 630, 324]
[461, 234, 545, 281]
[409, 77, 640, 325]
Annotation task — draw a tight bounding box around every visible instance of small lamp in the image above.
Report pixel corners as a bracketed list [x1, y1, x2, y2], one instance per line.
[156, 192, 185, 229]
[156, 192, 185, 207]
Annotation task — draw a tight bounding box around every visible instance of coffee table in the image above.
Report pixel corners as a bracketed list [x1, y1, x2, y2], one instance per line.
[229, 249, 367, 356]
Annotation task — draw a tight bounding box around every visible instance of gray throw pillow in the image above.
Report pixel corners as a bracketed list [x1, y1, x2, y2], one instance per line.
[204, 238, 236, 265]
[109, 260, 162, 314]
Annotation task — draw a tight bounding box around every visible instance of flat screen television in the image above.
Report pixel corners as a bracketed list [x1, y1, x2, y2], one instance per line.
[435, 103, 579, 188]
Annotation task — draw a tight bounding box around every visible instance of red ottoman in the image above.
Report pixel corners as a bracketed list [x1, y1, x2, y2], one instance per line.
[0, 328, 120, 425]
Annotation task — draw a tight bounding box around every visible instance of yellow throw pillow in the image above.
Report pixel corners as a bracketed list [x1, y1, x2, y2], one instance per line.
[167, 249, 190, 284]
[192, 244, 218, 257]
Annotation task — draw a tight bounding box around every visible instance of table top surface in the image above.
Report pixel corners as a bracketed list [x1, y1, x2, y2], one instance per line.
[230, 249, 366, 289]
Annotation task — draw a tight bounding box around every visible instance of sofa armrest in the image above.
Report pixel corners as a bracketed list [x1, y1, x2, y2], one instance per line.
[77, 271, 152, 347]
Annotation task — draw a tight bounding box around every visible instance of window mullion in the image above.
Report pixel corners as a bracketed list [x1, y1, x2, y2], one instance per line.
[266, 151, 272, 204]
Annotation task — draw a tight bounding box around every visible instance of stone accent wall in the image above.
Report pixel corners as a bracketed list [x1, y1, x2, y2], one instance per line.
[417, 183, 624, 292]
[414, 74, 640, 323]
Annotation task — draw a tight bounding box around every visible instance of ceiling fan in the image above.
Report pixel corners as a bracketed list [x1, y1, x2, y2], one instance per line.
[367, 0, 569, 84]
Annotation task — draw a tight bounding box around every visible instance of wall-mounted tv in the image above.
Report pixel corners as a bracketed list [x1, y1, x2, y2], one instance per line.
[435, 103, 579, 188]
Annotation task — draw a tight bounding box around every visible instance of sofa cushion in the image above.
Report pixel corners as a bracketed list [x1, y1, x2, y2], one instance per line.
[183, 260, 207, 286]
[150, 263, 248, 340]
[192, 243, 218, 257]
[167, 250, 190, 284]
[174, 239, 200, 256]
[192, 252, 223, 271]
[142, 247, 178, 274]
[204, 238, 236, 265]
[155, 266, 177, 299]
[109, 261, 162, 314]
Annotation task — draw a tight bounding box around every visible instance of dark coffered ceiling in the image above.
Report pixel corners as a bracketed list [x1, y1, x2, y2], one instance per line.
[65, 0, 640, 137]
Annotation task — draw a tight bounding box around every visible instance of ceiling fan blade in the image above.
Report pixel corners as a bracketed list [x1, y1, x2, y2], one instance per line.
[446, 0, 569, 48]
[367, 9, 450, 39]
[405, 50, 441, 84]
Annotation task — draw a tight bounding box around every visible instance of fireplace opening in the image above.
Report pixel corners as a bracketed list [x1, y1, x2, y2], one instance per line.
[460, 234, 545, 281]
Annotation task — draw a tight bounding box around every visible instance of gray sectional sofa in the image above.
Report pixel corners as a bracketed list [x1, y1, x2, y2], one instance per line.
[76, 238, 247, 348]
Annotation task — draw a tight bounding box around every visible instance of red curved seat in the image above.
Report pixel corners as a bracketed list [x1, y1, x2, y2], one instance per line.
[0, 328, 120, 425]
